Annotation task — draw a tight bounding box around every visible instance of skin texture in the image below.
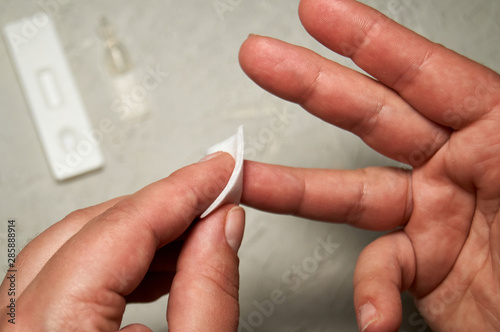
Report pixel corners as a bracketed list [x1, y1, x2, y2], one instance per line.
[0, 152, 245, 331]
[1, 1, 499, 331]
[239, 0, 500, 331]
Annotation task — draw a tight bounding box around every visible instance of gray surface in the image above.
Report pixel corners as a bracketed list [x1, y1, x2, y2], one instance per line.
[1, 0, 499, 331]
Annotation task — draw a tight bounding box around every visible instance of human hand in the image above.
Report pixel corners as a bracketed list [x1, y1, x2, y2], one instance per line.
[0, 152, 245, 331]
[239, 0, 500, 331]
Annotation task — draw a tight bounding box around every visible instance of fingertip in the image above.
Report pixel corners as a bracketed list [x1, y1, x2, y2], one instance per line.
[197, 151, 226, 163]
[178, 203, 242, 268]
[225, 206, 245, 253]
[240, 35, 321, 105]
[196, 150, 235, 168]
[358, 302, 379, 332]
[239, 35, 292, 74]
[167, 204, 241, 331]
[298, 0, 337, 34]
[353, 232, 415, 332]
[239, 34, 271, 74]
[298, 0, 322, 26]
[354, 288, 402, 332]
[120, 324, 153, 332]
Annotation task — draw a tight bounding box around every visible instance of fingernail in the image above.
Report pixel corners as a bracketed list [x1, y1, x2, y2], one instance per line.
[359, 302, 378, 332]
[225, 206, 245, 253]
[198, 151, 223, 163]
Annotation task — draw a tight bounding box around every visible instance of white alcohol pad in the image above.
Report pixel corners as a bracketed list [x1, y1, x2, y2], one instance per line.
[200, 126, 244, 218]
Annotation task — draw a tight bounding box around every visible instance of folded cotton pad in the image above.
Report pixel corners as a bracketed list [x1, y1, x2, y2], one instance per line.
[200, 126, 244, 218]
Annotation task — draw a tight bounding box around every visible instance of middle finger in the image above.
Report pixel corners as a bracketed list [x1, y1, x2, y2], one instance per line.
[239, 35, 450, 166]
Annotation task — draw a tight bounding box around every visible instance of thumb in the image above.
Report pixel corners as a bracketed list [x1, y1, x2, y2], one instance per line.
[167, 204, 245, 331]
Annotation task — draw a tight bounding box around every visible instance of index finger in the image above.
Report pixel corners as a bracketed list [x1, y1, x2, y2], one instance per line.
[299, 0, 500, 129]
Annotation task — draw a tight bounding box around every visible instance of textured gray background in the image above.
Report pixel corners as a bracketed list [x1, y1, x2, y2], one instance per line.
[1, 0, 499, 331]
